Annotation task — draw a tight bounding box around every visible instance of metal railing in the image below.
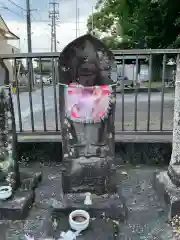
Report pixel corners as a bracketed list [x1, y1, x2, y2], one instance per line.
[0, 49, 177, 138]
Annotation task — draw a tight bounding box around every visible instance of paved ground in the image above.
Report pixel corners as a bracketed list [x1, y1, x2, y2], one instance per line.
[0, 161, 177, 239]
[12, 86, 174, 132]
[118, 166, 174, 239]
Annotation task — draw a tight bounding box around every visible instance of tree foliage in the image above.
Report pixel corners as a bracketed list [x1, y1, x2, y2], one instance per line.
[87, 0, 180, 49]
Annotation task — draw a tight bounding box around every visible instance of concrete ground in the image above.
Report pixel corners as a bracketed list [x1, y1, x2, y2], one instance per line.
[0, 160, 177, 240]
[12, 86, 174, 132]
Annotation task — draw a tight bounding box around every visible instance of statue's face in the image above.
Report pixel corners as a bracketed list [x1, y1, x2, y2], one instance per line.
[77, 62, 97, 86]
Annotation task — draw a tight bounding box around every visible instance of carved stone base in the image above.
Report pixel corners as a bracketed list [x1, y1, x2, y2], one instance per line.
[168, 164, 180, 187]
[0, 171, 42, 220]
[0, 190, 35, 220]
[61, 157, 116, 194]
[153, 171, 180, 219]
[20, 171, 42, 190]
[52, 192, 127, 221]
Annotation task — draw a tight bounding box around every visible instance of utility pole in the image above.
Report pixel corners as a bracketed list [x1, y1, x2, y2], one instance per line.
[26, 0, 35, 90]
[75, 0, 80, 38]
[26, 0, 32, 52]
[49, 0, 59, 52]
[49, 0, 59, 88]
[92, 6, 94, 32]
[75, 0, 78, 38]
[50, 18, 53, 52]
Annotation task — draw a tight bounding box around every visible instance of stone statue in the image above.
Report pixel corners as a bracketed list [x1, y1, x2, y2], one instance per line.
[59, 34, 118, 193]
[0, 59, 20, 191]
[154, 55, 180, 219]
[0, 59, 41, 220]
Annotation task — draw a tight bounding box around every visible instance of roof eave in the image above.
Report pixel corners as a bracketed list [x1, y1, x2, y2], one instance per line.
[4, 30, 19, 40]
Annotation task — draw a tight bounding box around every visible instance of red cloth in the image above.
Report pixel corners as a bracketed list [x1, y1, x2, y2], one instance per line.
[67, 84, 111, 120]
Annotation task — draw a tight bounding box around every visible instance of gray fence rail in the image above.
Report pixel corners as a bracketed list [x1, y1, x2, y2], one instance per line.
[0, 49, 176, 141]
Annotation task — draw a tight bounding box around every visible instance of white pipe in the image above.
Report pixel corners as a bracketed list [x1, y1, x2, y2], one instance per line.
[84, 192, 92, 205]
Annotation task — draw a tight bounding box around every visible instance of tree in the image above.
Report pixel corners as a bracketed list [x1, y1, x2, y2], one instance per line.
[87, 0, 180, 49]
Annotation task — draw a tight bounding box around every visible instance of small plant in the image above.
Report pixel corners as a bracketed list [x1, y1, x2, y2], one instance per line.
[170, 215, 180, 238]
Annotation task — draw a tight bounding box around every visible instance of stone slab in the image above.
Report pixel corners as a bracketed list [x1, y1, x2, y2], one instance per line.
[46, 212, 119, 240]
[153, 171, 180, 219]
[0, 190, 35, 220]
[52, 192, 127, 221]
[20, 171, 42, 190]
[61, 157, 115, 194]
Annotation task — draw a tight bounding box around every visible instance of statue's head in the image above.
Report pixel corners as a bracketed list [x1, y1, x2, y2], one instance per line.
[59, 34, 117, 86]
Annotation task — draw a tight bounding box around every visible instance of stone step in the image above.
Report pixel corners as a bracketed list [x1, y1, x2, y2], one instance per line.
[0, 190, 35, 220]
[52, 192, 127, 222]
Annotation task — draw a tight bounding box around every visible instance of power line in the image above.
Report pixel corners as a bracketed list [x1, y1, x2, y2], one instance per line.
[5, 0, 36, 21]
[56, 28, 87, 30]
[33, 8, 46, 22]
[0, 4, 25, 18]
[0, 1, 52, 52]
[0, 1, 37, 21]
[7, 0, 26, 12]
[31, 20, 86, 24]
[35, 12, 52, 41]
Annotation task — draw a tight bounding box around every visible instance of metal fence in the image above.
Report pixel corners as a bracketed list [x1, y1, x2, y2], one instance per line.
[0, 49, 178, 140]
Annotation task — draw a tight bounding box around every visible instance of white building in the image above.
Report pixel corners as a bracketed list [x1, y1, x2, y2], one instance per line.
[0, 15, 20, 83]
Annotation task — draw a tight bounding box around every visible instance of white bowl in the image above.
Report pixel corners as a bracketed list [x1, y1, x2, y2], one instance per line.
[0, 186, 12, 200]
[69, 209, 90, 231]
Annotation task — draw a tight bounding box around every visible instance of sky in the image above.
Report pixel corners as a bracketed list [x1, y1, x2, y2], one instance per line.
[0, 0, 97, 52]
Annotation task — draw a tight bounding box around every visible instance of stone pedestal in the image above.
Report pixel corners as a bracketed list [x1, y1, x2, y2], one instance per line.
[59, 157, 127, 221]
[0, 171, 42, 220]
[52, 192, 127, 221]
[0, 60, 42, 220]
[154, 171, 180, 219]
[62, 157, 116, 194]
[154, 58, 180, 219]
[0, 190, 35, 220]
